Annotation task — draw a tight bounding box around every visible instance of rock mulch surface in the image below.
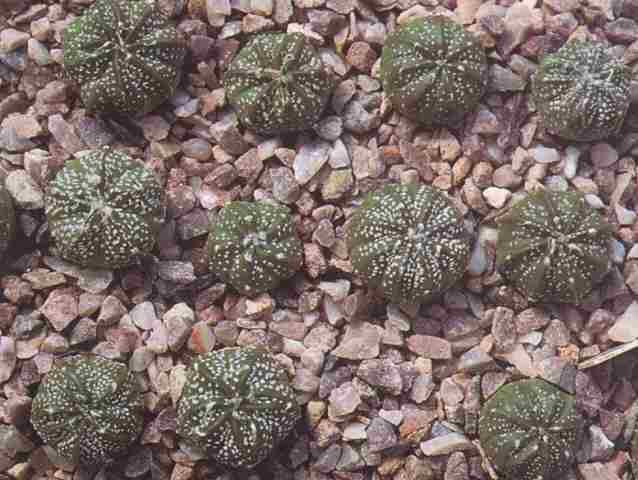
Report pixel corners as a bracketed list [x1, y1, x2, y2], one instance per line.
[1, 0, 638, 479]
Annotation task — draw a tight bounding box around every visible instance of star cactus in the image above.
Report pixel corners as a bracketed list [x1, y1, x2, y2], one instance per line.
[176, 347, 300, 469]
[45, 148, 165, 269]
[532, 41, 631, 142]
[496, 189, 612, 304]
[31, 355, 144, 466]
[347, 184, 471, 304]
[0, 178, 15, 261]
[381, 15, 487, 126]
[63, 0, 187, 115]
[223, 32, 336, 135]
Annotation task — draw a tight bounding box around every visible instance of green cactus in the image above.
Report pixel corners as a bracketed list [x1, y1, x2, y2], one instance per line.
[0, 177, 15, 261]
[31, 355, 144, 466]
[223, 32, 336, 135]
[177, 347, 300, 469]
[532, 41, 631, 142]
[45, 148, 165, 269]
[347, 184, 471, 304]
[63, 0, 186, 115]
[206, 201, 303, 296]
[479, 379, 583, 480]
[380, 15, 487, 126]
[496, 189, 612, 304]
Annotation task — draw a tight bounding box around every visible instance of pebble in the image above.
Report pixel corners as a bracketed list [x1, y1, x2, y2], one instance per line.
[271, 167, 300, 204]
[346, 42, 377, 72]
[333, 322, 380, 360]
[322, 169, 353, 200]
[608, 301, 638, 342]
[294, 139, 331, 185]
[328, 381, 361, 418]
[0, 336, 16, 383]
[27, 38, 52, 65]
[48, 114, 86, 154]
[69, 318, 97, 346]
[130, 302, 157, 330]
[482, 187, 511, 208]
[367, 417, 397, 452]
[40, 292, 78, 332]
[457, 346, 495, 373]
[0, 29, 29, 53]
[588, 425, 615, 461]
[615, 203, 636, 226]
[5, 170, 43, 209]
[564, 146, 580, 178]
[410, 373, 435, 403]
[314, 115, 343, 141]
[590, 143, 618, 168]
[43, 256, 113, 293]
[157, 261, 196, 284]
[343, 422, 367, 441]
[357, 359, 403, 395]
[130, 346, 155, 372]
[188, 322, 216, 353]
[530, 145, 560, 163]
[97, 295, 128, 326]
[407, 335, 452, 359]
[489, 65, 525, 91]
[420, 433, 475, 456]
[467, 241, 487, 276]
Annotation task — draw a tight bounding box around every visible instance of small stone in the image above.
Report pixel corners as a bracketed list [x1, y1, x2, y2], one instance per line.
[130, 302, 157, 330]
[420, 433, 475, 456]
[130, 346, 154, 372]
[588, 425, 614, 461]
[164, 304, 193, 351]
[357, 359, 402, 395]
[333, 322, 381, 360]
[294, 140, 331, 185]
[608, 301, 638, 342]
[322, 169, 353, 200]
[27, 38, 52, 65]
[314, 115, 343, 141]
[410, 373, 435, 403]
[490, 307, 517, 351]
[489, 65, 525, 92]
[5, 170, 43, 209]
[188, 321, 216, 353]
[604, 18, 638, 44]
[407, 335, 452, 359]
[292, 368, 320, 393]
[500, 3, 534, 54]
[367, 417, 397, 452]
[0, 29, 29, 53]
[0, 336, 16, 383]
[457, 346, 495, 373]
[516, 308, 551, 335]
[157, 261, 196, 284]
[314, 444, 342, 473]
[530, 145, 560, 163]
[590, 143, 618, 168]
[483, 187, 511, 208]
[182, 138, 212, 161]
[40, 292, 78, 332]
[328, 381, 361, 418]
[69, 317, 97, 346]
[48, 114, 86, 154]
[346, 42, 377, 72]
[271, 167, 300, 204]
[97, 295, 127, 326]
[445, 452, 469, 480]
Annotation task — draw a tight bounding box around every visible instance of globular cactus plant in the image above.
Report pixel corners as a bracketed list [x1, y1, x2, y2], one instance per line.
[347, 184, 471, 304]
[496, 189, 612, 304]
[532, 41, 631, 142]
[479, 378, 583, 480]
[31, 355, 144, 466]
[63, 0, 187, 115]
[206, 201, 303, 296]
[45, 148, 165, 270]
[381, 15, 487, 126]
[223, 32, 336, 135]
[177, 347, 300, 469]
[0, 178, 15, 261]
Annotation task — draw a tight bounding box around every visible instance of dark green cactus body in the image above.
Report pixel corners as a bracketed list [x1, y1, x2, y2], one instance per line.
[532, 41, 631, 142]
[206, 201, 303, 296]
[223, 32, 336, 135]
[381, 16, 487, 126]
[479, 379, 583, 480]
[31, 355, 144, 466]
[0, 178, 15, 261]
[45, 148, 165, 269]
[63, 0, 186, 115]
[496, 189, 612, 304]
[177, 347, 300, 469]
[347, 184, 471, 304]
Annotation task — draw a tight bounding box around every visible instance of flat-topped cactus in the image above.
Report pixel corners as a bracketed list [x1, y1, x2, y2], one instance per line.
[347, 184, 471, 304]
[206, 201, 303, 296]
[31, 355, 144, 466]
[381, 15, 487, 126]
[0, 177, 15, 261]
[63, 0, 187, 115]
[479, 378, 583, 480]
[496, 189, 612, 304]
[177, 347, 300, 469]
[223, 32, 336, 135]
[532, 41, 631, 142]
[45, 148, 165, 269]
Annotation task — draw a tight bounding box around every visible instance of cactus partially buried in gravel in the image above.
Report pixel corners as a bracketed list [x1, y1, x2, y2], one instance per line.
[31, 355, 144, 466]
[496, 189, 612, 304]
[223, 32, 336, 135]
[479, 379, 583, 480]
[532, 41, 631, 142]
[177, 347, 300, 469]
[381, 15, 487, 126]
[63, 0, 186, 115]
[206, 201, 303, 296]
[45, 148, 165, 269]
[0, 178, 15, 261]
[347, 184, 471, 304]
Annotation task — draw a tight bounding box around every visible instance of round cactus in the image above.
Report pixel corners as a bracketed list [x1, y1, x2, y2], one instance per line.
[347, 184, 471, 304]
[381, 15, 487, 126]
[63, 0, 187, 115]
[177, 347, 300, 469]
[532, 41, 631, 142]
[206, 201, 303, 296]
[0, 177, 15, 261]
[31, 355, 144, 466]
[223, 32, 336, 135]
[479, 378, 583, 480]
[496, 189, 612, 304]
[45, 148, 165, 270]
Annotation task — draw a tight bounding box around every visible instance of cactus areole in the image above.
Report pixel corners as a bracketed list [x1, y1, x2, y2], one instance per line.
[347, 184, 471, 304]
[0, 178, 15, 261]
[63, 0, 186, 115]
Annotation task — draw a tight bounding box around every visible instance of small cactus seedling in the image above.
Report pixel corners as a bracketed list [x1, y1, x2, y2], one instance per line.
[45, 148, 165, 269]
[63, 0, 186, 115]
[381, 15, 487, 126]
[206, 201, 303, 296]
[496, 189, 612, 304]
[479, 378, 583, 480]
[224, 32, 336, 135]
[177, 347, 300, 469]
[532, 41, 631, 142]
[0, 177, 15, 261]
[347, 184, 471, 304]
[31, 355, 144, 466]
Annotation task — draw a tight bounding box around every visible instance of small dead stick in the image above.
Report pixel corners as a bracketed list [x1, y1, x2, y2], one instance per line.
[578, 338, 638, 370]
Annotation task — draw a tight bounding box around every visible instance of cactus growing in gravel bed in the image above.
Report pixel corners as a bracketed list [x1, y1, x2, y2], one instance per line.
[380, 15, 487, 127]
[479, 378, 583, 480]
[206, 201, 303, 296]
[63, 0, 186, 115]
[496, 189, 612, 304]
[532, 41, 631, 142]
[45, 148, 165, 269]
[223, 32, 336, 135]
[347, 184, 471, 304]
[31, 355, 144, 466]
[0, 178, 15, 261]
[177, 347, 300, 469]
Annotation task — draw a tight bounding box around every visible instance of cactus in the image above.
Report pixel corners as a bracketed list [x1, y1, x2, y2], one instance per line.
[0, 178, 15, 261]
